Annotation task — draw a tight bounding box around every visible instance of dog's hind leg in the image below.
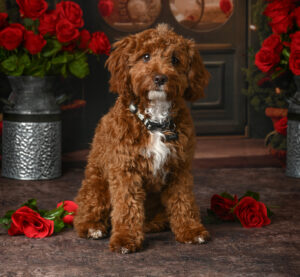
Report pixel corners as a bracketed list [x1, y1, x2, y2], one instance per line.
[74, 164, 110, 239]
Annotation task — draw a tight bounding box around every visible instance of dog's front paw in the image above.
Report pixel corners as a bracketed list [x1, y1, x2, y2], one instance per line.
[175, 225, 210, 244]
[87, 228, 106, 240]
[109, 233, 143, 254]
[74, 221, 108, 239]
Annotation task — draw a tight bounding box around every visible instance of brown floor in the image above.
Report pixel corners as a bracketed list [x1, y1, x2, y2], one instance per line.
[0, 138, 299, 277]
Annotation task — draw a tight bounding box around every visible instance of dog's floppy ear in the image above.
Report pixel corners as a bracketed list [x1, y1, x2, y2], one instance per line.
[105, 37, 133, 96]
[184, 40, 210, 102]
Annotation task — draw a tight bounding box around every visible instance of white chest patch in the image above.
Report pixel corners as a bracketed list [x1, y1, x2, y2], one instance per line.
[146, 131, 171, 175]
[143, 90, 173, 175]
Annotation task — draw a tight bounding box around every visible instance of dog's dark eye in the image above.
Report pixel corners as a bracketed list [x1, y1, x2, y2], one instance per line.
[171, 56, 179, 65]
[143, 53, 151, 62]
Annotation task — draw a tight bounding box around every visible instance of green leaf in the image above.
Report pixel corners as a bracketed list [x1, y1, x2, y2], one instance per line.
[61, 64, 67, 78]
[220, 192, 235, 200]
[4, 210, 15, 219]
[43, 205, 65, 221]
[68, 57, 89, 79]
[52, 54, 68, 65]
[31, 66, 46, 77]
[282, 48, 290, 59]
[23, 18, 34, 28]
[0, 210, 14, 229]
[2, 55, 18, 72]
[240, 191, 260, 201]
[11, 65, 25, 76]
[19, 53, 31, 68]
[0, 218, 11, 229]
[46, 61, 51, 71]
[54, 218, 66, 233]
[22, 199, 38, 211]
[42, 39, 62, 58]
[38, 209, 48, 217]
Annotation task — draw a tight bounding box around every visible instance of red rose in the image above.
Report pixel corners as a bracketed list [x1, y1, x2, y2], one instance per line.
[79, 29, 91, 50]
[211, 194, 238, 221]
[24, 30, 47, 55]
[264, 0, 294, 19]
[89, 31, 110, 55]
[57, 201, 78, 225]
[38, 10, 58, 35]
[219, 0, 233, 16]
[289, 50, 300, 75]
[274, 116, 287, 136]
[234, 197, 271, 228]
[263, 0, 295, 35]
[269, 14, 293, 35]
[9, 23, 26, 33]
[255, 47, 280, 73]
[0, 13, 8, 29]
[98, 0, 114, 17]
[56, 1, 84, 28]
[290, 31, 300, 52]
[0, 24, 24, 50]
[16, 0, 48, 20]
[8, 206, 54, 238]
[262, 34, 283, 55]
[56, 19, 80, 43]
[294, 7, 300, 28]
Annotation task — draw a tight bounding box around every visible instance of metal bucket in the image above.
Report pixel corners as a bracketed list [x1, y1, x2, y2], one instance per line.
[286, 76, 300, 178]
[2, 76, 61, 180]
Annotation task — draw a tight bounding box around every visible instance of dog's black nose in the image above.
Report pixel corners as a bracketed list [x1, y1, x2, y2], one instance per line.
[154, 74, 168, 86]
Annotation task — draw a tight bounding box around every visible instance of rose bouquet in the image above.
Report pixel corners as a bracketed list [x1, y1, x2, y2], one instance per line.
[0, 199, 78, 238]
[207, 191, 273, 228]
[255, 0, 300, 78]
[0, 0, 110, 78]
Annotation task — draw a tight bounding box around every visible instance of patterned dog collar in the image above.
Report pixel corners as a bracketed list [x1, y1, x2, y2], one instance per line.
[129, 103, 178, 141]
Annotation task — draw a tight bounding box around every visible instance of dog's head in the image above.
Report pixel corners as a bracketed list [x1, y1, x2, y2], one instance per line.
[105, 24, 210, 104]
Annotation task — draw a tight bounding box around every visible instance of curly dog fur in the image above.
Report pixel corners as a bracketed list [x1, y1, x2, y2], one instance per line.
[74, 24, 210, 253]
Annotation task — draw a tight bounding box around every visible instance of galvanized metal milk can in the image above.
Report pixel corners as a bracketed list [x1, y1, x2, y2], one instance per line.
[286, 76, 300, 178]
[2, 76, 61, 180]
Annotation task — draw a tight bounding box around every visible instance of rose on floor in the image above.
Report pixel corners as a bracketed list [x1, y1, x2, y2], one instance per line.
[0, 199, 78, 238]
[57, 200, 78, 225]
[207, 191, 273, 228]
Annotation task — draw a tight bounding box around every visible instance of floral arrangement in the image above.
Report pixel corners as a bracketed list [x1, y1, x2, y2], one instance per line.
[255, 0, 300, 77]
[0, 0, 110, 78]
[243, 0, 297, 112]
[0, 199, 78, 238]
[207, 191, 272, 228]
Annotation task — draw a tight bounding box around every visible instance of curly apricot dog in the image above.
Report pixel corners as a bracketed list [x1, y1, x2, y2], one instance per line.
[74, 24, 210, 254]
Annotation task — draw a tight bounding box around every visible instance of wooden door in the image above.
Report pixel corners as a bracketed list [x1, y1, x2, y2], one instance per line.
[80, 0, 247, 143]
